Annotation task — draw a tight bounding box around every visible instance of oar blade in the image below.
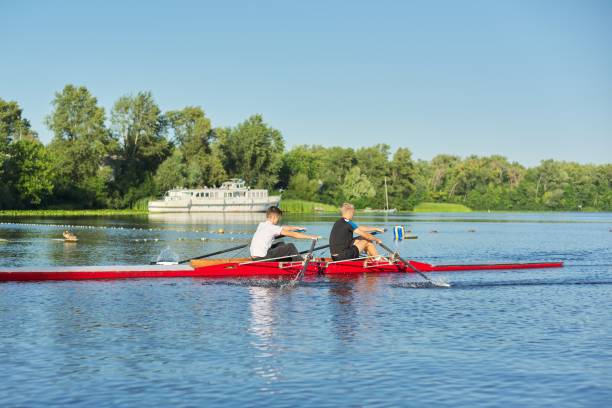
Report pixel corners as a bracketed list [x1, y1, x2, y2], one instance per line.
[282, 238, 318, 289]
[394, 279, 451, 289]
[426, 279, 451, 288]
[380, 242, 452, 288]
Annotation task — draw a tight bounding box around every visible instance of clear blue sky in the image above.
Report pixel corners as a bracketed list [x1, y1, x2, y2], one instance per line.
[1, 0, 611, 166]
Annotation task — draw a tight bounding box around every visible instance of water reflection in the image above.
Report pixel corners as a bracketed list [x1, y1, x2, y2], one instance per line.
[249, 287, 278, 341]
[148, 212, 266, 225]
[328, 278, 358, 343]
[327, 275, 383, 344]
[248, 286, 282, 384]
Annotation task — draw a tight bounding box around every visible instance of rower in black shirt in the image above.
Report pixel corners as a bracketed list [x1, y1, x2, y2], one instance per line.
[329, 202, 385, 261]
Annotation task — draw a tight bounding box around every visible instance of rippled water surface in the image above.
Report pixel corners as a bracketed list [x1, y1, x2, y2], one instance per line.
[1, 212, 611, 407]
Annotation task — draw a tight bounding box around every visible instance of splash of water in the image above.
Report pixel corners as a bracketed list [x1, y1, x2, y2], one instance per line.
[155, 246, 179, 265]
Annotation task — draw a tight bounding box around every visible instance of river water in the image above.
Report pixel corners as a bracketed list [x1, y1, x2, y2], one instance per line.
[1, 212, 611, 407]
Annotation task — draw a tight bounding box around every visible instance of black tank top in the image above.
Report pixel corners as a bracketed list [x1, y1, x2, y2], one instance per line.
[329, 218, 357, 254]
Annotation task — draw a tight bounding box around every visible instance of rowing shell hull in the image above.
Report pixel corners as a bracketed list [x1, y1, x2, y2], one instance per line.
[0, 260, 564, 282]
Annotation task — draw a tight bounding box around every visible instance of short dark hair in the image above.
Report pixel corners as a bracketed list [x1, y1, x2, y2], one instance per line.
[266, 206, 283, 217]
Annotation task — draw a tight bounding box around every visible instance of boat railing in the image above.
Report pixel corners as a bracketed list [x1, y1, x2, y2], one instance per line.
[239, 256, 306, 267]
[325, 255, 375, 265]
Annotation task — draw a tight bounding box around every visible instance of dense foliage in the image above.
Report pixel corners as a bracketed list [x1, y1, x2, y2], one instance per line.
[1, 88, 610, 211]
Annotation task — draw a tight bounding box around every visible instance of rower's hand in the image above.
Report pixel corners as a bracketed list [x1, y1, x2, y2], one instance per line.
[373, 237, 382, 244]
[375, 228, 386, 233]
[307, 235, 321, 240]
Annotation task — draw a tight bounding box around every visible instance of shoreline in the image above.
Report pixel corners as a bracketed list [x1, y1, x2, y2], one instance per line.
[1, 209, 610, 217]
[0, 209, 148, 217]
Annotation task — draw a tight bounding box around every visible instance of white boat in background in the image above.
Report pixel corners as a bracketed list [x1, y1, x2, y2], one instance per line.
[148, 179, 281, 213]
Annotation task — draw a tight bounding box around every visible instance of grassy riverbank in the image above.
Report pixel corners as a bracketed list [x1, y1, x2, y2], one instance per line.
[413, 202, 472, 212]
[279, 200, 337, 213]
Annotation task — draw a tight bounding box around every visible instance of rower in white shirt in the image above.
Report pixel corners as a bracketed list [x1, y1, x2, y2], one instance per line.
[249, 206, 319, 261]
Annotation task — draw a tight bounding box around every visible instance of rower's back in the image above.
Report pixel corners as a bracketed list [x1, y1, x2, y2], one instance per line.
[329, 217, 357, 255]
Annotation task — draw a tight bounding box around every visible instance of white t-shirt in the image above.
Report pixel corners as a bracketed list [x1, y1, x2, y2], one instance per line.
[250, 220, 283, 257]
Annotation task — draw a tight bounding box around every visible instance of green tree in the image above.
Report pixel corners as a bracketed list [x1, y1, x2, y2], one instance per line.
[185, 152, 227, 188]
[217, 114, 284, 189]
[427, 154, 461, 199]
[4, 140, 54, 207]
[154, 149, 187, 192]
[529, 160, 570, 209]
[341, 166, 376, 206]
[165, 107, 226, 188]
[166, 106, 212, 159]
[46, 85, 115, 207]
[284, 173, 320, 200]
[1, 99, 39, 207]
[111, 91, 171, 205]
[317, 146, 356, 203]
[279, 145, 324, 188]
[354, 144, 390, 208]
[1, 100, 44, 208]
[355, 144, 390, 179]
[388, 147, 416, 209]
[0, 98, 37, 144]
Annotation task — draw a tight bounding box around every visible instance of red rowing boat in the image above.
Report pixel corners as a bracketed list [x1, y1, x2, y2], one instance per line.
[0, 258, 564, 282]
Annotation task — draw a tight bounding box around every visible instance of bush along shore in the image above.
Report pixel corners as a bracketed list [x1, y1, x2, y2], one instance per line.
[1, 87, 611, 212]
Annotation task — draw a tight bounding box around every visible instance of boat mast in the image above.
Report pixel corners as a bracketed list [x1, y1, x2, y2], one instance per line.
[384, 177, 389, 211]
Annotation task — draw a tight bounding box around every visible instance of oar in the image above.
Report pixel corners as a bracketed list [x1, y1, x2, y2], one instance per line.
[169, 244, 249, 265]
[299, 244, 329, 254]
[378, 242, 450, 288]
[173, 233, 310, 265]
[286, 238, 318, 287]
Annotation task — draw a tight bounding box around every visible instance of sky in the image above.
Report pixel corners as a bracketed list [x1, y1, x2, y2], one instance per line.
[1, 0, 611, 166]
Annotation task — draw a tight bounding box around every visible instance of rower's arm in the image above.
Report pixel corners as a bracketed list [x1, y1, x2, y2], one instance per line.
[280, 227, 318, 240]
[359, 226, 385, 233]
[354, 227, 381, 243]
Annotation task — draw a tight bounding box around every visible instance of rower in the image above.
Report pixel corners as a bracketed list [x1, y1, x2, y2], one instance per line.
[250, 206, 318, 262]
[329, 203, 384, 261]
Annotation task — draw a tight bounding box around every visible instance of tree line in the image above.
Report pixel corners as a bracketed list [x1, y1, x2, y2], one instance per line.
[1, 85, 611, 211]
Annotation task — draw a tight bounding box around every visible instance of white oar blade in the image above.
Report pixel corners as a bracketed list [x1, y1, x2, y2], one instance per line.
[434, 279, 452, 288]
